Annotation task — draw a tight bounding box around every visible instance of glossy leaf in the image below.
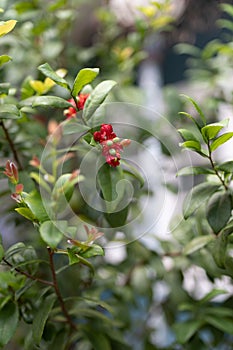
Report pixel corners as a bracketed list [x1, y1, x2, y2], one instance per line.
[81, 244, 104, 258]
[15, 207, 36, 222]
[0, 20, 17, 37]
[177, 166, 214, 176]
[183, 235, 215, 255]
[39, 221, 66, 248]
[32, 294, 56, 344]
[0, 55, 12, 67]
[178, 128, 199, 141]
[183, 183, 220, 219]
[24, 190, 49, 223]
[0, 104, 20, 119]
[32, 96, 73, 109]
[72, 68, 99, 97]
[83, 80, 116, 122]
[179, 140, 201, 151]
[206, 191, 232, 234]
[97, 163, 125, 213]
[210, 132, 233, 152]
[38, 63, 70, 90]
[201, 119, 228, 140]
[0, 302, 19, 347]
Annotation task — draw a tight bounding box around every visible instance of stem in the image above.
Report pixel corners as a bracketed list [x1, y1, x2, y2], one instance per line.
[2, 257, 54, 287]
[0, 120, 23, 170]
[207, 141, 228, 190]
[47, 247, 77, 331]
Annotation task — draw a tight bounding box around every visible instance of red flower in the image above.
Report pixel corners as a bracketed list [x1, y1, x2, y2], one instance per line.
[64, 94, 89, 119]
[77, 93, 89, 110]
[3, 160, 18, 184]
[93, 124, 130, 167]
[64, 99, 77, 119]
[101, 140, 123, 167]
[93, 124, 116, 143]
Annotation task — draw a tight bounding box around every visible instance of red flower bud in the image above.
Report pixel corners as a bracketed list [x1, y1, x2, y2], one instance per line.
[3, 160, 18, 184]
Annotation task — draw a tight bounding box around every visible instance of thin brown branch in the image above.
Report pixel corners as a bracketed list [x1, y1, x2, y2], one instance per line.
[2, 257, 54, 287]
[0, 120, 23, 170]
[47, 247, 77, 331]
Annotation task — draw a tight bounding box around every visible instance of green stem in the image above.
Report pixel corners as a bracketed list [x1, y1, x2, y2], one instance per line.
[207, 141, 228, 190]
[0, 120, 23, 170]
[47, 247, 77, 331]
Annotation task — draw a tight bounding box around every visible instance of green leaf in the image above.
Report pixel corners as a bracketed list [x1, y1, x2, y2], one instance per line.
[210, 132, 233, 152]
[15, 207, 36, 222]
[0, 55, 12, 67]
[205, 306, 233, 318]
[206, 192, 232, 234]
[216, 161, 233, 173]
[62, 119, 90, 135]
[24, 190, 49, 223]
[201, 120, 228, 141]
[71, 68, 99, 97]
[177, 128, 199, 141]
[211, 234, 228, 269]
[204, 315, 233, 334]
[81, 244, 104, 258]
[183, 235, 215, 255]
[32, 294, 56, 345]
[177, 166, 215, 176]
[180, 94, 206, 125]
[32, 96, 73, 109]
[97, 163, 126, 213]
[105, 206, 129, 228]
[0, 301, 19, 347]
[178, 111, 201, 129]
[198, 289, 227, 304]
[179, 140, 200, 151]
[173, 320, 203, 344]
[67, 248, 80, 265]
[83, 330, 111, 350]
[83, 80, 116, 122]
[38, 63, 70, 90]
[0, 104, 20, 119]
[39, 221, 67, 248]
[0, 83, 10, 94]
[121, 160, 145, 187]
[183, 183, 221, 219]
[220, 3, 233, 17]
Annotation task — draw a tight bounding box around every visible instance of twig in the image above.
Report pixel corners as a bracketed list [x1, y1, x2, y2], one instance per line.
[2, 257, 54, 287]
[47, 247, 77, 331]
[207, 141, 228, 190]
[0, 120, 23, 170]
